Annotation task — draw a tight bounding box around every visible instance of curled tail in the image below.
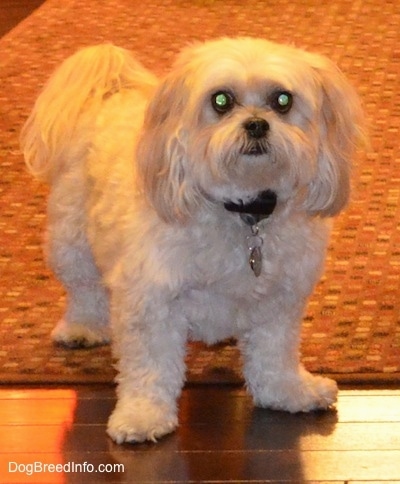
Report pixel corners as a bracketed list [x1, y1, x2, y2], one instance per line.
[21, 44, 157, 181]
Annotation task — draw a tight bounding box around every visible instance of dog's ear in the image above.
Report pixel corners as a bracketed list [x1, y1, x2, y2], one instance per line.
[136, 69, 200, 224]
[303, 54, 365, 217]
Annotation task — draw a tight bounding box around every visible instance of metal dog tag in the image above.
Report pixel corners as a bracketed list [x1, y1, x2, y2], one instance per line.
[249, 246, 262, 277]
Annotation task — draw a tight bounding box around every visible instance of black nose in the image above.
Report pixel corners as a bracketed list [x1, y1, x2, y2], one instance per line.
[243, 118, 269, 139]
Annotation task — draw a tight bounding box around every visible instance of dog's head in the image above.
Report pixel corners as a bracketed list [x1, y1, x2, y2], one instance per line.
[137, 37, 364, 223]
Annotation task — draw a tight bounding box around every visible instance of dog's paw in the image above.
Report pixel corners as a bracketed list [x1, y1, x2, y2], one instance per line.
[107, 398, 178, 444]
[251, 368, 338, 413]
[51, 319, 110, 348]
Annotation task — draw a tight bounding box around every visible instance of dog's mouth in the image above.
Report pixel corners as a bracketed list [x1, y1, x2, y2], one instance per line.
[241, 142, 268, 156]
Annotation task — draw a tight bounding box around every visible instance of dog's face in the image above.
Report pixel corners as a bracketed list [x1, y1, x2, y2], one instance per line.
[137, 38, 364, 222]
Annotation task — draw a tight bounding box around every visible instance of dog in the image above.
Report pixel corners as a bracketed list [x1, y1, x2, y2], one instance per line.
[21, 37, 364, 444]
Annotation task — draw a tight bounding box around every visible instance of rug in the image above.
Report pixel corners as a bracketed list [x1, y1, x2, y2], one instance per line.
[1, 0, 400, 386]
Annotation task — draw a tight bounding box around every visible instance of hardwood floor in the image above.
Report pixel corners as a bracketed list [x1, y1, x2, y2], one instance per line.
[0, 386, 400, 482]
[2, 2, 400, 483]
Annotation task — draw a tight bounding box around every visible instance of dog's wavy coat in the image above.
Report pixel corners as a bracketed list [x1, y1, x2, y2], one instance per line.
[22, 38, 364, 444]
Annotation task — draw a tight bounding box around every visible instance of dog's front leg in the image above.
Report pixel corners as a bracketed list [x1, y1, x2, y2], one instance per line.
[107, 291, 187, 444]
[239, 298, 337, 413]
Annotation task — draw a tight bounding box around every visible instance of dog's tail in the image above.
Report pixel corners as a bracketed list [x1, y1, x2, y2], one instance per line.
[21, 44, 157, 181]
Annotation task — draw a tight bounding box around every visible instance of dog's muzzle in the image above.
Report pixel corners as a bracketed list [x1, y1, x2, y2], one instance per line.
[241, 117, 269, 155]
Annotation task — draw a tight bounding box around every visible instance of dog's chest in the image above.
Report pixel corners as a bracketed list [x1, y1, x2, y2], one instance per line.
[175, 218, 275, 294]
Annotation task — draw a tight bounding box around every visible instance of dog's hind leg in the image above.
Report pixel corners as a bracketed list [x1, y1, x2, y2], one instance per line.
[49, 243, 110, 349]
[46, 178, 110, 349]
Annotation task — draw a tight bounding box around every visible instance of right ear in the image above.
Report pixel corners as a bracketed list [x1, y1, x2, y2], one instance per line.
[136, 72, 201, 223]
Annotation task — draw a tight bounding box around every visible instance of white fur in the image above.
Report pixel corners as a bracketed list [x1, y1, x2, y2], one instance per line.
[21, 38, 364, 444]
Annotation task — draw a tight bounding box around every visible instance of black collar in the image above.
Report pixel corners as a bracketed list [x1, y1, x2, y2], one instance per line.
[224, 190, 277, 226]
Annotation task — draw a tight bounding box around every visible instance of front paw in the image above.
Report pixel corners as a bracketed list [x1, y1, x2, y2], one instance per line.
[51, 319, 110, 348]
[107, 397, 178, 444]
[251, 368, 338, 413]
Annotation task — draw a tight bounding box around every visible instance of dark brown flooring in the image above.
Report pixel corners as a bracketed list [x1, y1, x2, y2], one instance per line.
[1, 2, 400, 483]
[1, 386, 400, 482]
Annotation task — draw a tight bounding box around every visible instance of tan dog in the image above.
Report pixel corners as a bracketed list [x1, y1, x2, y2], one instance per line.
[22, 38, 364, 444]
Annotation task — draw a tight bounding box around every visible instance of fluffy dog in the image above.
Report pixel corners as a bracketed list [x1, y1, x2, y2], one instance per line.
[21, 37, 364, 444]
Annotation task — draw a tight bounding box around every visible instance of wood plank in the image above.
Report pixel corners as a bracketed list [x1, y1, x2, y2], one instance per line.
[1, 388, 400, 425]
[1, 422, 400, 453]
[0, 386, 113, 400]
[336, 395, 400, 422]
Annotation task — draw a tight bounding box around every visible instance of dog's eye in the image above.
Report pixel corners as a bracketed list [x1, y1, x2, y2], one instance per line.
[211, 91, 235, 114]
[270, 91, 293, 114]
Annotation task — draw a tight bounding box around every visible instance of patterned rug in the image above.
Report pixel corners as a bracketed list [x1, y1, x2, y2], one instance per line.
[1, 0, 400, 386]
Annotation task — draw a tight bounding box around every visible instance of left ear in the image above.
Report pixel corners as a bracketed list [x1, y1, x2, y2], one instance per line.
[303, 53, 365, 217]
